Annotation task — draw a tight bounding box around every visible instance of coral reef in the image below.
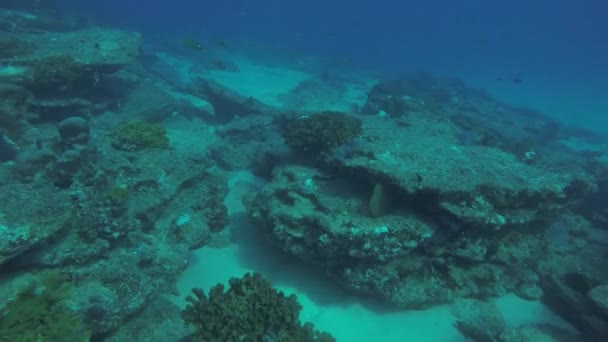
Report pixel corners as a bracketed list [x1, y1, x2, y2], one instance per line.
[182, 272, 335, 342]
[245, 107, 589, 308]
[0, 36, 35, 59]
[0, 6, 606, 341]
[282, 111, 362, 153]
[111, 121, 170, 151]
[0, 271, 91, 342]
[30, 54, 87, 89]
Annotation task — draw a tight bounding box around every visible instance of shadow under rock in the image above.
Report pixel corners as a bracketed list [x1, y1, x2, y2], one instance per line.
[229, 211, 348, 306]
[229, 210, 415, 314]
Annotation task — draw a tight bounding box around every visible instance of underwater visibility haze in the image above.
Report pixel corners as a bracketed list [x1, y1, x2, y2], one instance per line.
[0, 0, 607, 341]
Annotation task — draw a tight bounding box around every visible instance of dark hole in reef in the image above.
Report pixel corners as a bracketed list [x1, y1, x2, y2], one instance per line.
[563, 272, 594, 294]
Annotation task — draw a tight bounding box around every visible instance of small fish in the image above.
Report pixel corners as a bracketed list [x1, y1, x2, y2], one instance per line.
[213, 60, 227, 70]
[512, 74, 523, 84]
[496, 74, 523, 84]
[215, 40, 229, 48]
[477, 36, 491, 46]
[183, 39, 205, 52]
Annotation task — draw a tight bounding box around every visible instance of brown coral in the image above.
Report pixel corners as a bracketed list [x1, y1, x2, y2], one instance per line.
[182, 272, 334, 342]
[282, 111, 362, 153]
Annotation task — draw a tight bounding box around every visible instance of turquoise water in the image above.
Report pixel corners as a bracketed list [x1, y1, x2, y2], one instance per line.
[0, 1, 607, 341]
[87, 0, 608, 131]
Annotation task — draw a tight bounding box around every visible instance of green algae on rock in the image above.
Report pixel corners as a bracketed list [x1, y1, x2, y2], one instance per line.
[111, 121, 170, 151]
[282, 111, 362, 153]
[0, 271, 91, 342]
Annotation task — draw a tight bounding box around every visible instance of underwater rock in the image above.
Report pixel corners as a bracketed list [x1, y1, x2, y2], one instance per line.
[245, 110, 593, 308]
[451, 299, 507, 341]
[245, 164, 542, 307]
[1, 27, 141, 98]
[58, 116, 90, 146]
[516, 283, 544, 300]
[279, 78, 356, 113]
[0, 82, 31, 140]
[104, 297, 191, 342]
[0, 82, 31, 111]
[589, 284, 608, 317]
[208, 113, 289, 172]
[361, 84, 419, 117]
[12, 146, 55, 181]
[0, 134, 18, 162]
[191, 78, 280, 124]
[1, 111, 230, 337]
[577, 172, 608, 227]
[6, 28, 141, 72]
[0, 181, 72, 265]
[52, 149, 83, 187]
[326, 114, 585, 231]
[363, 74, 568, 147]
[541, 273, 608, 340]
[29, 98, 95, 122]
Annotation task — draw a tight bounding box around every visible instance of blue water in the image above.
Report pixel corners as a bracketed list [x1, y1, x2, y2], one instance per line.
[71, 0, 608, 130]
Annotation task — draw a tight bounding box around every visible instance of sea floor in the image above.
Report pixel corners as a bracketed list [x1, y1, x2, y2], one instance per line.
[158, 48, 608, 135]
[152, 51, 589, 340]
[168, 171, 573, 341]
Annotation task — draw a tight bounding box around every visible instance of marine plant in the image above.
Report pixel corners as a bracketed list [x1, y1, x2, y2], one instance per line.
[282, 111, 362, 153]
[182, 272, 335, 341]
[111, 121, 170, 151]
[0, 270, 91, 341]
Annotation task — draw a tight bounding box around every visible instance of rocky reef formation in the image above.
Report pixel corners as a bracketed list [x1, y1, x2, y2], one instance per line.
[0, 9, 229, 340]
[1, 5, 608, 341]
[0, 11, 142, 166]
[245, 109, 589, 308]
[1, 114, 229, 337]
[240, 75, 608, 338]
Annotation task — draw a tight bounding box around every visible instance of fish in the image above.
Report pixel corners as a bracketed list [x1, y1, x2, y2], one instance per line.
[512, 74, 523, 84]
[496, 74, 524, 84]
[183, 38, 205, 52]
[215, 40, 229, 49]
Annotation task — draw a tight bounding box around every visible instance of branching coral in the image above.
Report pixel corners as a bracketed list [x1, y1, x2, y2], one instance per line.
[182, 272, 335, 342]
